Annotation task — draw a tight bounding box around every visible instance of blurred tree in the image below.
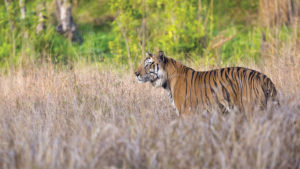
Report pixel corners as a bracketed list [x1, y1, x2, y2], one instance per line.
[4, 0, 15, 30]
[55, 0, 82, 43]
[36, 1, 47, 33]
[259, 0, 299, 27]
[19, 0, 26, 19]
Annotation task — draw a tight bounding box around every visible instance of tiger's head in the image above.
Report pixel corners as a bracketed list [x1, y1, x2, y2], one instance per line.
[134, 51, 168, 88]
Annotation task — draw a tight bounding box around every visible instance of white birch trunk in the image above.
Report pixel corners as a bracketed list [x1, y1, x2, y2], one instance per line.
[19, 0, 26, 20]
[55, 0, 82, 43]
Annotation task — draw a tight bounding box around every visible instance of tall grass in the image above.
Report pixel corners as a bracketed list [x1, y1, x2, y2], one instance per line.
[0, 40, 299, 169]
[0, 1, 299, 168]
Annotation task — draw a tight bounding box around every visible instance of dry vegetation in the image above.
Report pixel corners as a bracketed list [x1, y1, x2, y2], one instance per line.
[0, 43, 299, 169]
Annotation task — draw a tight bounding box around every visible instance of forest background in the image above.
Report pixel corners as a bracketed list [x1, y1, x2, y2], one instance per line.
[0, 0, 300, 169]
[0, 0, 298, 68]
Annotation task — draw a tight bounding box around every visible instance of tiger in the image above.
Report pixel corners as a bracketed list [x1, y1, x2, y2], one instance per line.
[134, 51, 278, 115]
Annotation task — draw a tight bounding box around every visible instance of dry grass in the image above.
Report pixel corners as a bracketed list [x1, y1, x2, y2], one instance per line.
[0, 55, 299, 169]
[0, 39, 300, 169]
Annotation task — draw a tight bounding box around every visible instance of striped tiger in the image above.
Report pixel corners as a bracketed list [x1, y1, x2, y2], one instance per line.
[134, 51, 278, 115]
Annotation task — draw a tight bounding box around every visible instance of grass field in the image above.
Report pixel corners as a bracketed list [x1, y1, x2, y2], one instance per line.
[0, 0, 300, 168]
[0, 43, 299, 169]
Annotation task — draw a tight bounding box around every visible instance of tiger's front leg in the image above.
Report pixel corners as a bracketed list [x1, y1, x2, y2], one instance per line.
[173, 96, 193, 116]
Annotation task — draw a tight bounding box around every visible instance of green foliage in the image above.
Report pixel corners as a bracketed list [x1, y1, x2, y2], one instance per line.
[78, 24, 115, 62]
[109, 0, 208, 66]
[219, 27, 262, 64]
[108, 0, 265, 67]
[0, 0, 296, 69]
[0, 0, 73, 66]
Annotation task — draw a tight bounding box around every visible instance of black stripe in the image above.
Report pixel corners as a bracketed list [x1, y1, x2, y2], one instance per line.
[256, 72, 261, 80]
[212, 71, 218, 87]
[231, 67, 235, 78]
[209, 71, 219, 105]
[225, 68, 237, 98]
[243, 69, 247, 76]
[210, 86, 219, 104]
[249, 70, 256, 93]
[194, 72, 200, 106]
[238, 71, 243, 108]
[230, 68, 237, 90]
[251, 72, 257, 94]
[191, 71, 195, 87]
[184, 71, 188, 107]
[249, 71, 255, 83]
[185, 75, 188, 96]
[243, 69, 248, 98]
[263, 74, 267, 80]
[203, 72, 211, 105]
[224, 69, 229, 79]
[189, 71, 195, 107]
[221, 82, 231, 104]
[221, 68, 225, 76]
[222, 68, 227, 79]
[214, 70, 217, 77]
[198, 72, 204, 106]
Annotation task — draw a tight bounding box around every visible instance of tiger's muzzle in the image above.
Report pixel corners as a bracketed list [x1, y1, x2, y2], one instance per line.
[135, 71, 159, 83]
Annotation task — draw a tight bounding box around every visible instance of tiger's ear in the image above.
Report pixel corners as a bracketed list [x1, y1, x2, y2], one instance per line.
[146, 52, 153, 57]
[158, 51, 166, 63]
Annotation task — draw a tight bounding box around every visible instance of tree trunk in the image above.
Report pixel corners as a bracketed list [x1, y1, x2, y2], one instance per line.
[198, 0, 202, 23]
[19, 0, 26, 20]
[55, 0, 82, 43]
[4, 0, 14, 30]
[36, 1, 47, 33]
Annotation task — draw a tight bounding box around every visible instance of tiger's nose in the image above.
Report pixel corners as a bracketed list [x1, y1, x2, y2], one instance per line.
[134, 71, 140, 76]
